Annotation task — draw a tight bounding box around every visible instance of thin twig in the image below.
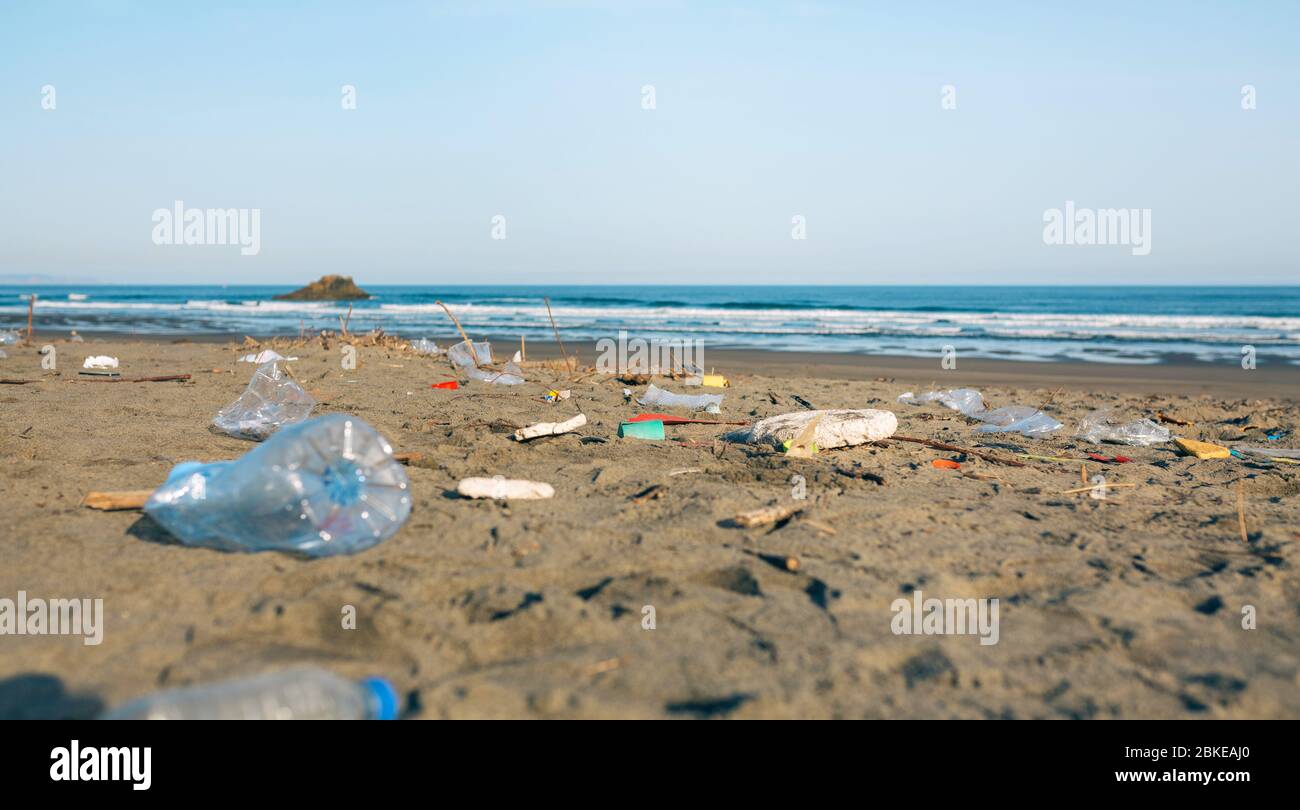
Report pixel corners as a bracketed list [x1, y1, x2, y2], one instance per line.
[890, 435, 1026, 467]
[83, 490, 154, 511]
[543, 296, 573, 372]
[434, 300, 474, 353]
[1061, 483, 1136, 495]
[1237, 481, 1248, 543]
[339, 303, 353, 338]
[75, 374, 192, 383]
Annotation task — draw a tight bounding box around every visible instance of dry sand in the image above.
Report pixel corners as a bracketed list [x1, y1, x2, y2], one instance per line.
[2, 334, 1298, 719]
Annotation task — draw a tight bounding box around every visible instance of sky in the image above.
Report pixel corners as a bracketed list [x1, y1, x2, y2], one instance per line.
[1, 0, 1298, 286]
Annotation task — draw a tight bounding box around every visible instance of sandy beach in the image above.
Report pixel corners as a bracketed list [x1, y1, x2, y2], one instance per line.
[2, 334, 1298, 719]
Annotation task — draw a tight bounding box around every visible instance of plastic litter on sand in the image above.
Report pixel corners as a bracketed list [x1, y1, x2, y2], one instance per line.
[727, 409, 897, 451]
[145, 413, 412, 556]
[213, 361, 316, 441]
[898, 388, 1061, 438]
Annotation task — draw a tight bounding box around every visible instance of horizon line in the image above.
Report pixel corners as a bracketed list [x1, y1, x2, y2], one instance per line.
[4, 282, 1300, 289]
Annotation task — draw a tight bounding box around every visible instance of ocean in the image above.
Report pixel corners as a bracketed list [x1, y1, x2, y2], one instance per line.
[4, 285, 1299, 366]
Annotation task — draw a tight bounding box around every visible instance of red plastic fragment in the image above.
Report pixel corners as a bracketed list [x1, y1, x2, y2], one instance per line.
[1088, 452, 1134, 464]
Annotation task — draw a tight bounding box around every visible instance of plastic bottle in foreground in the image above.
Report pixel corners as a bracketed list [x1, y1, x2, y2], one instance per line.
[101, 668, 399, 720]
[144, 413, 412, 556]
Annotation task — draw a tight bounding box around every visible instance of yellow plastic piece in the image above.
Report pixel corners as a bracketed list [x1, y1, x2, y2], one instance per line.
[1175, 437, 1231, 459]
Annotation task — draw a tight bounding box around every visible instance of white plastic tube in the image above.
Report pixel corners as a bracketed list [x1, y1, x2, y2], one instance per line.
[457, 477, 555, 500]
[514, 414, 587, 441]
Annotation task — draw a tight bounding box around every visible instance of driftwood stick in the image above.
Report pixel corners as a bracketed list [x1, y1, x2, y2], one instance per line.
[543, 296, 573, 372]
[339, 303, 353, 338]
[890, 434, 1027, 467]
[75, 374, 192, 383]
[83, 490, 154, 511]
[731, 504, 803, 528]
[434, 300, 473, 345]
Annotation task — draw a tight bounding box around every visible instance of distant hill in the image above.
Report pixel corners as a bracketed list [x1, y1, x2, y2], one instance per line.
[273, 275, 371, 301]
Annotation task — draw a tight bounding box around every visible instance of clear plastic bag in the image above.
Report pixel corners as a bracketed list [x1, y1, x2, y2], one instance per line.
[638, 383, 723, 413]
[974, 407, 1063, 437]
[447, 340, 492, 369]
[409, 338, 444, 356]
[145, 413, 412, 556]
[899, 388, 1061, 437]
[1075, 409, 1171, 446]
[447, 340, 524, 384]
[213, 362, 316, 441]
[898, 388, 986, 417]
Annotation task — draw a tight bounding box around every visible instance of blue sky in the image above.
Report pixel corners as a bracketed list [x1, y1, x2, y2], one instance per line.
[2, 0, 1297, 285]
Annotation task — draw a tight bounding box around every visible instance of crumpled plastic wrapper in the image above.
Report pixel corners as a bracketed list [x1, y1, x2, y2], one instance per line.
[447, 340, 524, 385]
[637, 383, 723, 413]
[1075, 409, 1171, 446]
[213, 361, 316, 441]
[726, 409, 898, 450]
[899, 388, 1062, 438]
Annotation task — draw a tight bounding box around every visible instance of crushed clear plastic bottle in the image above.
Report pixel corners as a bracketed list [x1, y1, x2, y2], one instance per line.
[100, 667, 399, 720]
[1075, 408, 1172, 446]
[213, 361, 316, 441]
[144, 413, 412, 556]
[637, 383, 723, 413]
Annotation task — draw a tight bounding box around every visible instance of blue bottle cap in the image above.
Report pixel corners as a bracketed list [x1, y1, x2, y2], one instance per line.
[362, 677, 399, 720]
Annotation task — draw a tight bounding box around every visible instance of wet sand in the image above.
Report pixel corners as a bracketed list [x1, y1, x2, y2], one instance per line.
[1, 335, 1298, 718]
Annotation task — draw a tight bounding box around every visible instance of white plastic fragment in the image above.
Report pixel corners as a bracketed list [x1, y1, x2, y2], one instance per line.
[898, 388, 985, 416]
[83, 355, 119, 369]
[638, 383, 723, 413]
[514, 413, 587, 441]
[239, 350, 297, 364]
[457, 477, 555, 500]
[727, 409, 898, 451]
